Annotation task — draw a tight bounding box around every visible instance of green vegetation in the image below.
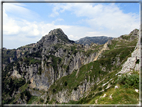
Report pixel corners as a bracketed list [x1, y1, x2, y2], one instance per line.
[72, 70, 139, 104]
[28, 96, 40, 104]
[30, 58, 41, 64]
[48, 34, 138, 104]
[136, 59, 139, 64]
[23, 57, 41, 65]
[55, 29, 70, 43]
[46, 96, 50, 103]
[83, 44, 102, 57]
[48, 60, 108, 95]
[71, 46, 78, 55]
[28, 50, 42, 58]
[19, 83, 29, 92]
[108, 40, 117, 49]
[2, 77, 26, 95]
[3, 49, 17, 64]
[121, 35, 130, 40]
[87, 85, 139, 104]
[116, 74, 139, 89]
[85, 49, 94, 57]
[2, 77, 26, 104]
[54, 43, 64, 50]
[20, 90, 32, 102]
[3, 62, 14, 77]
[2, 29, 139, 104]
[17, 43, 35, 50]
[38, 66, 42, 75]
[27, 96, 45, 104]
[100, 38, 137, 71]
[48, 55, 62, 71]
[49, 70, 77, 94]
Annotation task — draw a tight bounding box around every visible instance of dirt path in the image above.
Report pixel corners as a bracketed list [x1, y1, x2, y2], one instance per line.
[93, 42, 109, 61]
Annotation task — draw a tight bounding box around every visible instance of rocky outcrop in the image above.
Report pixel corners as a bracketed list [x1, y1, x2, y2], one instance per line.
[6, 29, 99, 92]
[118, 34, 140, 74]
[11, 69, 22, 78]
[36, 28, 74, 51]
[51, 78, 94, 103]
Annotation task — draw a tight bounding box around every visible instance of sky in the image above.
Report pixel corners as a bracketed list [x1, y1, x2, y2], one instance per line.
[3, 2, 140, 49]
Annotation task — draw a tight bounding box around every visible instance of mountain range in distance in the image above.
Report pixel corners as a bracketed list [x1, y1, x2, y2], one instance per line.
[75, 36, 113, 45]
[3, 30, 113, 49]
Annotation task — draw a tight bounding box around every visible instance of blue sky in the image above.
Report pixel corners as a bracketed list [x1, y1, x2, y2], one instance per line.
[3, 2, 139, 49]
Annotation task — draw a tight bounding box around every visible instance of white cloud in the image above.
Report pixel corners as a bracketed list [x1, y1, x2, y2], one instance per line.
[3, 3, 139, 49]
[50, 3, 139, 37]
[3, 3, 39, 20]
[3, 7, 86, 48]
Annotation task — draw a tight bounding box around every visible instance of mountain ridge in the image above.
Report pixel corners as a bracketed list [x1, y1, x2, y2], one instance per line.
[75, 36, 113, 45]
[2, 28, 140, 104]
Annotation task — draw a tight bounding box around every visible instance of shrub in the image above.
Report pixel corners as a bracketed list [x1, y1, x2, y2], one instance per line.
[64, 81, 68, 86]
[46, 96, 50, 103]
[53, 89, 56, 93]
[40, 98, 44, 103]
[20, 90, 31, 102]
[49, 55, 62, 72]
[117, 74, 139, 89]
[98, 87, 102, 91]
[74, 87, 77, 91]
[136, 59, 139, 64]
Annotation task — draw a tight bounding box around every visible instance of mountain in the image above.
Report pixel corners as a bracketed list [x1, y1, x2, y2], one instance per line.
[75, 36, 113, 45]
[2, 28, 140, 104]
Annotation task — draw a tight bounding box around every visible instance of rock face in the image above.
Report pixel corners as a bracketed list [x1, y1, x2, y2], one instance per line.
[2, 28, 140, 104]
[51, 78, 93, 103]
[11, 69, 22, 78]
[118, 37, 140, 74]
[2, 28, 99, 92]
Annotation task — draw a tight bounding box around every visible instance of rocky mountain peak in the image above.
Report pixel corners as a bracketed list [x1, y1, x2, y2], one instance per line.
[48, 28, 64, 36]
[119, 29, 139, 41]
[130, 29, 139, 36]
[35, 28, 74, 50]
[44, 28, 74, 44]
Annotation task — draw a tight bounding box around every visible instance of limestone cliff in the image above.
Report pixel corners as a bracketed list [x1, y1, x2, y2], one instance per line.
[2, 28, 140, 104]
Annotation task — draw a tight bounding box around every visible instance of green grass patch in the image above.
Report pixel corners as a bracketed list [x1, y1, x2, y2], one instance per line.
[28, 96, 40, 104]
[116, 74, 139, 89]
[87, 85, 139, 104]
[37, 66, 42, 75]
[29, 58, 41, 65]
[19, 83, 28, 93]
[23, 57, 41, 65]
[121, 35, 130, 40]
[48, 55, 62, 72]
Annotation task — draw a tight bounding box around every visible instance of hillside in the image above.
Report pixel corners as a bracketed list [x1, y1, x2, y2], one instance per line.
[2, 28, 140, 105]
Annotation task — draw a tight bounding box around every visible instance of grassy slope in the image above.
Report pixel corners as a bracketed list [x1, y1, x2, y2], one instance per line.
[75, 36, 139, 104]
[87, 71, 139, 104]
[47, 35, 138, 104]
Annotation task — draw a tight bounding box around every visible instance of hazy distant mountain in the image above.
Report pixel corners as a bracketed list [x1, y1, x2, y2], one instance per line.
[75, 36, 113, 45]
